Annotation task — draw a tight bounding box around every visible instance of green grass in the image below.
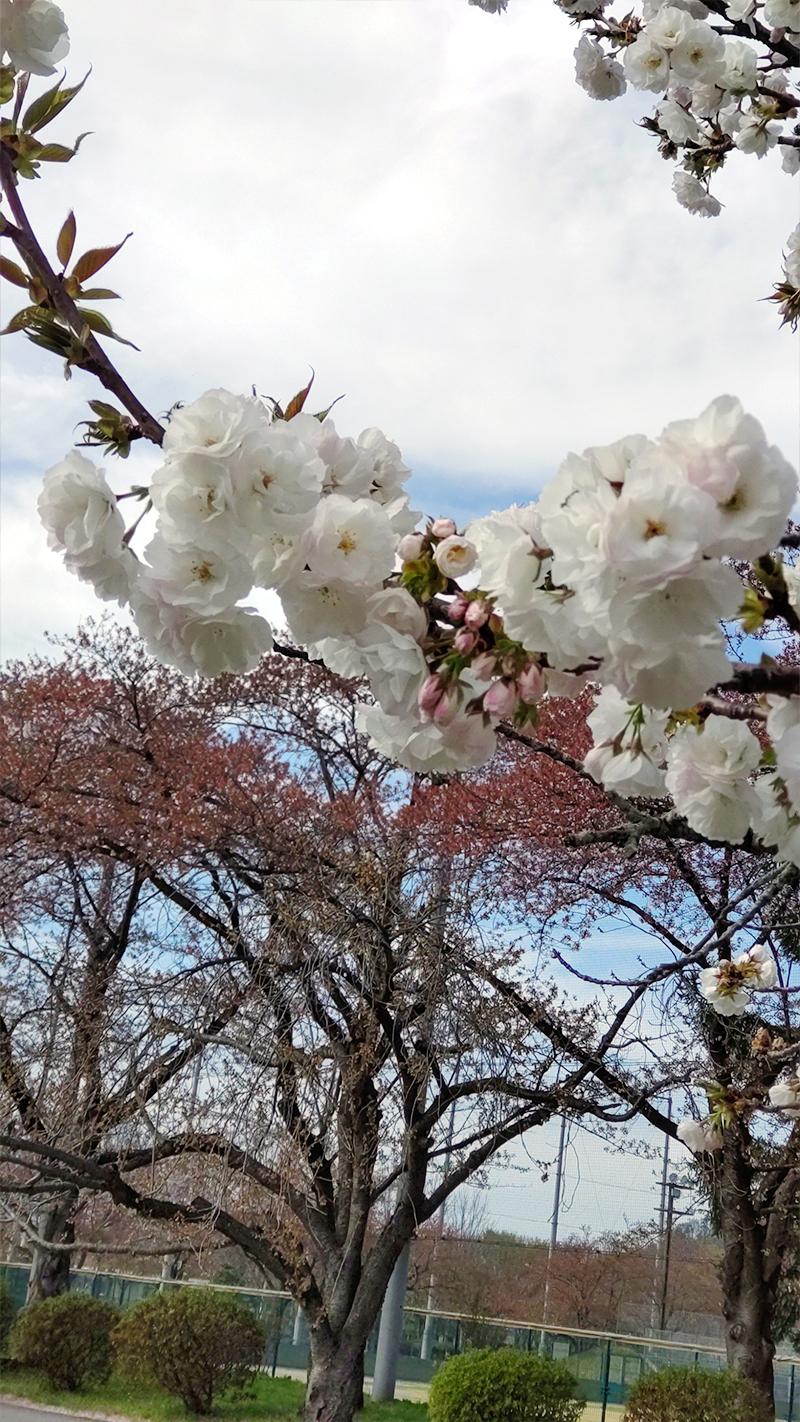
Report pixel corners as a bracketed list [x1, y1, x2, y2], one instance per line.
[0, 1367, 428, 1422]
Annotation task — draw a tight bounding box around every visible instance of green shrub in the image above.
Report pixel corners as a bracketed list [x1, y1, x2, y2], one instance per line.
[428, 1347, 583, 1422]
[111, 1285, 265, 1415]
[0, 1278, 16, 1353]
[623, 1365, 772, 1422]
[10, 1293, 120, 1390]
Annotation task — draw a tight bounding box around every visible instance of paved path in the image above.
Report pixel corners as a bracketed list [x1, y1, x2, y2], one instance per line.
[1, 1405, 120, 1422]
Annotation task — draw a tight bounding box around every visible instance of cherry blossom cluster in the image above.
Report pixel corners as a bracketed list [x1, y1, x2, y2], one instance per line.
[566, 0, 799, 212]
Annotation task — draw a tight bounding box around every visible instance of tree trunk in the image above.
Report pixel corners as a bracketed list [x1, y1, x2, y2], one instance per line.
[26, 1196, 75, 1302]
[719, 1140, 776, 1418]
[303, 1327, 365, 1422]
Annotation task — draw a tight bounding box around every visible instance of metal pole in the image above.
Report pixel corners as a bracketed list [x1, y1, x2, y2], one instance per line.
[600, 1337, 611, 1422]
[542, 1116, 568, 1327]
[659, 1182, 680, 1333]
[372, 1242, 411, 1401]
[788, 1362, 796, 1422]
[650, 1096, 672, 1331]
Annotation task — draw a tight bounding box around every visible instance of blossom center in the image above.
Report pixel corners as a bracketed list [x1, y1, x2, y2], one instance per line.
[337, 531, 357, 555]
[644, 518, 667, 540]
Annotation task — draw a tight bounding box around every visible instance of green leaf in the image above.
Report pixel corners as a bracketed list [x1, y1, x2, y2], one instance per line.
[77, 306, 139, 349]
[37, 141, 82, 162]
[57, 210, 76, 268]
[22, 71, 89, 134]
[0, 66, 15, 106]
[1, 305, 42, 334]
[0, 256, 29, 288]
[88, 399, 124, 419]
[76, 287, 120, 300]
[71, 232, 131, 283]
[739, 588, 766, 635]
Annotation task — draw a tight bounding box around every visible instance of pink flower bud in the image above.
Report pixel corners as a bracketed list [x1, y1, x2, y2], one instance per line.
[471, 652, 496, 682]
[518, 662, 545, 704]
[433, 689, 458, 726]
[453, 627, 478, 654]
[465, 599, 489, 631]
[431, 517, 457, 539]
[447, 594, 470, 623]
[398, 533, 426, 562]
[483, 679, 518, 720]
[418, 674, 444, 718]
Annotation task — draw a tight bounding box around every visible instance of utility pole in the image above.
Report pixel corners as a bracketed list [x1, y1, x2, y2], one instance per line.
[541, 1115, 568, 1329]
[650, 1095, 672, 1331]
[658, 1179, 682, 1333]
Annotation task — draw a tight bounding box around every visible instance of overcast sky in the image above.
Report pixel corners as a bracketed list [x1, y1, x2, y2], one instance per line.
[2, 0, 797, 1243]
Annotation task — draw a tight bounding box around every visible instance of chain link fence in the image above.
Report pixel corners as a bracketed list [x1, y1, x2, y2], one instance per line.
[2, 1261, 798, 1418]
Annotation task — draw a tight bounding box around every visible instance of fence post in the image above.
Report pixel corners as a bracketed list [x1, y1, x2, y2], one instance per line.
[789, 1363, 796, 1422]
[600, 1338, 612, 1422]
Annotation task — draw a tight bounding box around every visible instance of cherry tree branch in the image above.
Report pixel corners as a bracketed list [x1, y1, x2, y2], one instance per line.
[0, 147, 165, 445]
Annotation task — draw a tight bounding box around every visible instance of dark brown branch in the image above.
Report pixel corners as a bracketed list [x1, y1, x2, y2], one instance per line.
[0, 146, 165, 445]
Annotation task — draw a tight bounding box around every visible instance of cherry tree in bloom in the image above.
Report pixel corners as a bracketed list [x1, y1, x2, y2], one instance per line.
[1, 0, 799, 1113]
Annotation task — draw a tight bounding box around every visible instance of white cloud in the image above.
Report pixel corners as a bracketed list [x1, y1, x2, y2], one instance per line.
[2, 0, 797, 655]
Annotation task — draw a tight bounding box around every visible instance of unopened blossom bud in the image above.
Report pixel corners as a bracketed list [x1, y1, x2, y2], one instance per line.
[519, 662, 545, 704]
[398, 532, 426, 562]
[471, 652, 496, 681]
[454, 627, 478, 654]
[433, 689, 459, 726]
[483, 679, 518, 720]
[418, 674, 444, 718]
[465, 599, 489, 631]
[447, 593, 470, 623]
[431, 517, 458, 539]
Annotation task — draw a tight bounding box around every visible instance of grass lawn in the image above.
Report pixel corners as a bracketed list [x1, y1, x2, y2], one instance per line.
[0, 1368, 428, 1422]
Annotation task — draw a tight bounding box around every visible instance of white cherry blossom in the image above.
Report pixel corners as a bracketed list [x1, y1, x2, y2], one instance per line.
[584, 686, 669, 795]
[574, 34, 627, 99]
[304, 494, 396, 586]
[623, 34, 671, 90]
[676, 1118, 724, 1152]
[602, 455, 720, 587]
[280, 579, 373, 645]
[661, 395, 798, 558]
[39, 451, 126, 563]
[143, 536, 253, 614]
[0, 0, 69, 74]
[768, 1080, 800, 1118]
[672, 171, 722, 216]
[356, 705, 496, 774]
[665, 715, 762, 841]
[132, 591, 272, 679]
